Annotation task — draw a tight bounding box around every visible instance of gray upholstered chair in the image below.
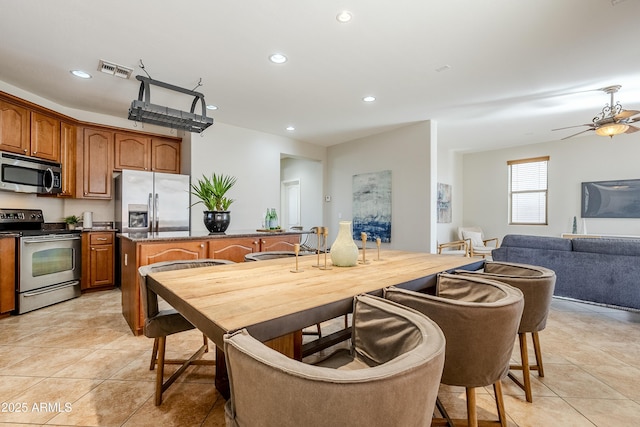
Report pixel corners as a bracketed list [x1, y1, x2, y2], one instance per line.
[244, 250, 322, 336]
[138, 258, 234, 405]
[458, 226, 499, 258]
[244, 251, 298, 261]
[223, 294, 446, 427]
[385, 273, 524, 427]
[455, 261, 556, 402]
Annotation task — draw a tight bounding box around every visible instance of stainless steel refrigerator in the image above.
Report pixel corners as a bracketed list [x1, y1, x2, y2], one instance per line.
[115, 170, 190, 233]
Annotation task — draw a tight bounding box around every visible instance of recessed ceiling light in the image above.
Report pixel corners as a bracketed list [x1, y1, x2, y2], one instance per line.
[286, 126, 295, 131]
[206, 104, 218, 110]
[70, 70, 92, 79]
[269, 53, 288, 64]
[363, 96, 376, 102]
[336, 11, 353, 23]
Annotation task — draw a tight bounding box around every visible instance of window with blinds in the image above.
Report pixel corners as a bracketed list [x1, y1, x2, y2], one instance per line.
[508, 156, 549, 225]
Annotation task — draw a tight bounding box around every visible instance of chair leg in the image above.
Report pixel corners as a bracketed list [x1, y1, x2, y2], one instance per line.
[155, 336, 166, 406]
[203, 333, 209, 353]
[493, 380, 507, 427]
[466, 387, 478, 427]
[508, 332, 533, 402]
[532, 331, 545, 377]
[150, 337, 159, 370]
[316, 323, 322, 337]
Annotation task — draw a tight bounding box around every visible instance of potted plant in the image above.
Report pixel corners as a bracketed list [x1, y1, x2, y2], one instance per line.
[190, 173, 237, 233]
[63, 214, 81, 230]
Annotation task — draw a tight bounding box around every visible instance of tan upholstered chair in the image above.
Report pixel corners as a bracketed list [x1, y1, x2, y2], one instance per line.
[437, 239, 469, 256]
[455, 261, 556, 402]
[223, 294, 446, 427]
[458, 226, 499, 258]
[139, 259, 234, 405]
[385, 273, 524, 427]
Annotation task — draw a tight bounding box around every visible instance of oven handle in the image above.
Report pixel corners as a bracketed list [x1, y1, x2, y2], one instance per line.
[21, 280, 80, 297]
[22, 236, 81, 243]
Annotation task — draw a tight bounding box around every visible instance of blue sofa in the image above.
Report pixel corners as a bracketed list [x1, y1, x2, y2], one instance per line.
[492, 234, 640, 311]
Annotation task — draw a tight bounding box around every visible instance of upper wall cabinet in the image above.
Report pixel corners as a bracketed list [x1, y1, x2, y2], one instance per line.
[79, 128, 114, 199]
[114, 134, 181, 174]
[58, 122, 76, 197]
[151, 138, 181, 174]
[114, 133, 151, 171]
[0, 103, 62, 162]
[0, 99, 30, 155]
[30, 112, 61, 161]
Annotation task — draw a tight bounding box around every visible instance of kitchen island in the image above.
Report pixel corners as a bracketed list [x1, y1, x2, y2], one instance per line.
[118, 230, 306, 335]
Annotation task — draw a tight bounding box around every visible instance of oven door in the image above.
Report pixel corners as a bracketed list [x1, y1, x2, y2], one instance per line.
[19, 234, 81, 292]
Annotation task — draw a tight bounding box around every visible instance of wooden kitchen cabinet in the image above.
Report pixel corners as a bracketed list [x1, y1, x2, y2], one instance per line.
[30, 111, 60, 161]
[79, 128, 113, 199]
[82, 232, 115, 291]
[0, 237, 16, 316]
[151, 137, 181, 174]
[208, 237, 259, 262]
[114, 133, 151, 171]
[139, 240, 208, 265]
[259, 234, 300, 251]
[114, 134, 181, 174]
[0, 99, 30, 155]
[58, 122, 76, 197]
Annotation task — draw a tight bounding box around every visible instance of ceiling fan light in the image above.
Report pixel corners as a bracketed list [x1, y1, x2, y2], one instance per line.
[595, 123, 629, 137]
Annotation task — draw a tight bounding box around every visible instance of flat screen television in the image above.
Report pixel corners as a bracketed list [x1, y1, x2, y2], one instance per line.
[581, 179, 640, 218]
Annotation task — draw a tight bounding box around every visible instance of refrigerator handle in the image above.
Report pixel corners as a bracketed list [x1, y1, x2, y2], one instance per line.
[148, 193, 153, 232]
[154, 193, 159, 233]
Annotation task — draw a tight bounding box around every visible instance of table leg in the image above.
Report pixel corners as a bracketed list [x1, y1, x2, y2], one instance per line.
[215, 346, 230, 400]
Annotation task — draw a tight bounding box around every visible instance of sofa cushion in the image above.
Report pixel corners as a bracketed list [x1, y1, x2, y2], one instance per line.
[572, 238, 640, 256]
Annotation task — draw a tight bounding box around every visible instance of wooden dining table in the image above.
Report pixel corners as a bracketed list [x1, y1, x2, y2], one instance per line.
[145, 250, 483, 396]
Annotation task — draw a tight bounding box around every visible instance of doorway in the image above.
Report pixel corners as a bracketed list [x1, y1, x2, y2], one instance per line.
[281, 179, 301, 230]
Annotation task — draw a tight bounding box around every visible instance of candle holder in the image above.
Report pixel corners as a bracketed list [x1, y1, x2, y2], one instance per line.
[319, 227, 332, 270]
[375, 237, 382, 261]
[312, 226, 323, 268]
[359, 232, 370, 264]
[290, 243, 304, 273]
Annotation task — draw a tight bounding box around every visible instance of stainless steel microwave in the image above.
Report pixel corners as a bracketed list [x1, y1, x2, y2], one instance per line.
[0, 151, 62, 194]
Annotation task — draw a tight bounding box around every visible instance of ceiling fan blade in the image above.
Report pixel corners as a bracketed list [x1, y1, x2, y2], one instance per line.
[624, 125, 640, 134]
[560, 128, 594, 140]
[614, 109, 640, 120]
[552, 124, 594, 131]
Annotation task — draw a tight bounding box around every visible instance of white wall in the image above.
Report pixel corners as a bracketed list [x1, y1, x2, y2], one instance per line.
[187, 122, 326, 235]
[326, 121, 436, 252]
[437, 148, 464, 244]
[462, 133, 640, 240]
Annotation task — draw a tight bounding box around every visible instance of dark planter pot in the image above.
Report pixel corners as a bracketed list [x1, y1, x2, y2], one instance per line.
[203, 211, 231, 234]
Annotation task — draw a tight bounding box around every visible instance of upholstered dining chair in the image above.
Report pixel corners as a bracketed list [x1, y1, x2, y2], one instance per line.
[385, 273, 524, 427]
[223, 294, 446, 427]
[244, 250, 323, 336]
[458, 226, 500, 258]
[455, 261, 556, 403]
[138, 258, 234, 405]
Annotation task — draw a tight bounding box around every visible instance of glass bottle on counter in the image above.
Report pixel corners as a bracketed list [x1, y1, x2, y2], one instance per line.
[264, 209, 271, 229]
[269, 208, 279, 229]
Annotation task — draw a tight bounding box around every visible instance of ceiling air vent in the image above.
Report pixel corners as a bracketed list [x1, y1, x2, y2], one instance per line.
[98, 59, 133, 79]
[127, 75, 214, 133]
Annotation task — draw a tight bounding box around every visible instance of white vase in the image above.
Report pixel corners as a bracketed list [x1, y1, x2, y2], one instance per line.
[330, 221, 359, 267]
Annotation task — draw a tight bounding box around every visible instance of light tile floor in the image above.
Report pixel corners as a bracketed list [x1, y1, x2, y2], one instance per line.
[0, 289, 639, 426]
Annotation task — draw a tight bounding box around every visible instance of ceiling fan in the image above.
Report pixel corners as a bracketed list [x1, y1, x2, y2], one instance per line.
[552, 85, 640, 140]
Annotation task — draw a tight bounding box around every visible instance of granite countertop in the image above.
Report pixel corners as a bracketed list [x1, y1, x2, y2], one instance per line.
[118, 229, 311, 242]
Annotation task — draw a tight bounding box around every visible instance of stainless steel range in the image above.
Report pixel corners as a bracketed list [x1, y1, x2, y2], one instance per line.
[0, 208, 81, 314]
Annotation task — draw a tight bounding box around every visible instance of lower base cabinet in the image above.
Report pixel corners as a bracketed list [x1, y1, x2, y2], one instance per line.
[0, 237, 16, 315]
[81, 232, 115, 291]
[119, 233, 302, 335]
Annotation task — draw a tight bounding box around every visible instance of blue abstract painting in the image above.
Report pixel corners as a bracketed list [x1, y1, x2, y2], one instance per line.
[352, 170, 392, 243]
